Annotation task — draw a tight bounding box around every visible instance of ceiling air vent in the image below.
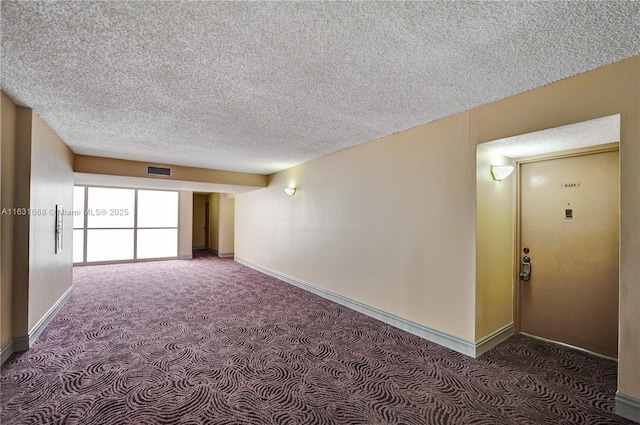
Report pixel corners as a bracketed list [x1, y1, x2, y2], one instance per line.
[146, 165, 171, 177]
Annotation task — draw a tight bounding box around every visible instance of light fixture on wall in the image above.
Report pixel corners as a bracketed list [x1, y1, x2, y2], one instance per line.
[490, 165, 515, 181]
[284, 187, 296, 196]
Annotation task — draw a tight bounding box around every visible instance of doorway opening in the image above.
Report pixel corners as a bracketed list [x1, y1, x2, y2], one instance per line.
[192, 193, 210, 252]
[192, 192, 236, 258]
[478, 114, 621, 359]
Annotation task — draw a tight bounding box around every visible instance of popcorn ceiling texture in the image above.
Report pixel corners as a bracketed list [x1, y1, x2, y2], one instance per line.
[1, 1, 639, 174]
[481, 115, 621, 159]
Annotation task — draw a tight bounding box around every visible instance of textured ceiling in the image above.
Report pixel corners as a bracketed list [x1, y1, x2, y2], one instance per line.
[481, 114, 621, 159]
[2, 2, 639, 175]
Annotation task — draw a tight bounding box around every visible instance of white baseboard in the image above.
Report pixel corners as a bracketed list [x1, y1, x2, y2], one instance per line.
[2, 336, 29, 364]
[218, 252, 234, 258]
[192, 245, 206, 250]
[28, 285, 74, 346]
[476, 323, 514, 357]
[2, 286, 74, 365]
[616, 393, 640, 423]
[1, 339, 16, 364]
[13, 335, 29, 352]
[180, 254, 193, 260]
[235, 257, 484, 357]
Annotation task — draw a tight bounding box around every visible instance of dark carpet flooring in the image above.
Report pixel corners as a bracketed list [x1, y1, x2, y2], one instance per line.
[1, 252, 632, 424]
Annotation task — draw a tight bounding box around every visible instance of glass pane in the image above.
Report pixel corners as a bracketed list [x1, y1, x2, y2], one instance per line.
[73, 186, 85, 229]
[137, 190, 178, 228]
[87, 187, 134, 228]
[73, 229, 84, 263]
[137, 229, 178, 259]
[87, 229, 134, 262]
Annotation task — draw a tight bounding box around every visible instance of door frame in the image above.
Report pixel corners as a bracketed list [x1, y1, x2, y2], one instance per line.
[513, 142, 620, 335]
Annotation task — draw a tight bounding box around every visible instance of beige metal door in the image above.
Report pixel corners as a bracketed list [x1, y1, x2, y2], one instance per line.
[520, 151, 619, 358]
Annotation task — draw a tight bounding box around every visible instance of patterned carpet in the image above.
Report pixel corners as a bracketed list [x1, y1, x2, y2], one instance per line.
[1, 252, 632, 424]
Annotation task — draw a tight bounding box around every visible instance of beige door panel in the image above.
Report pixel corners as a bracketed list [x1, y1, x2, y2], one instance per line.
[520, 151, 619, 358]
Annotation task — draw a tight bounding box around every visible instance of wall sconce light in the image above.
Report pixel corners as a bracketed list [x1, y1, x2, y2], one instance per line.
[284, 187, 296, 196]
[490, 165, 515, 181]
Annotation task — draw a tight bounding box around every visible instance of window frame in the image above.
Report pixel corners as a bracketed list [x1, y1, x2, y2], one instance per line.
[73, 185, 180, 265]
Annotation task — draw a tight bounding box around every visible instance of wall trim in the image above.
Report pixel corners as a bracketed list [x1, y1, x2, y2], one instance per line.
[1, 335, 29, 365]
[179, 254, 193, 260]
[28, 285, 74, 347]
[13, 335, 29, 351]
[616, 393, 640, 423]
[1, 339, 15, 364]
[235, 257, 479, 357]
[475, 323, 514, 357]
[218, 252, 234, 258]
[1, 286, 75, 364]
[192, 245, 206, 250]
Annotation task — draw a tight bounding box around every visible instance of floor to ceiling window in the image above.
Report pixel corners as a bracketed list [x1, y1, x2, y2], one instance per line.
[136, 190, 179, 259]
[73, 186, 179, 264]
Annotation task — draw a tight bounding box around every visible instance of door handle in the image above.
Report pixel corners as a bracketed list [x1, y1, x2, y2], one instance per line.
[520, 256, 531, 281]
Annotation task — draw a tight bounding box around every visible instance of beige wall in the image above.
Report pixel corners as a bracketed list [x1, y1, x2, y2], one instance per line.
[475, 147, 514, 339]
[208, 193, 220, 251]
[192, 194, 207, 248]
[2, 55, 637, 409]
[178, 191, 193, 259]
[74, 155, 267, 190]
[204, 193, 234, 256]
[11, 107, 33, 337]
[1, 92, 17, 347]
[236, 111, 477, 340]
[218, 195, 235, 256]
[470, 56, 639, 403]
[27, 113, 74, 331]
[236, 57, 639, 403]
[1, 94, 75, 349]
